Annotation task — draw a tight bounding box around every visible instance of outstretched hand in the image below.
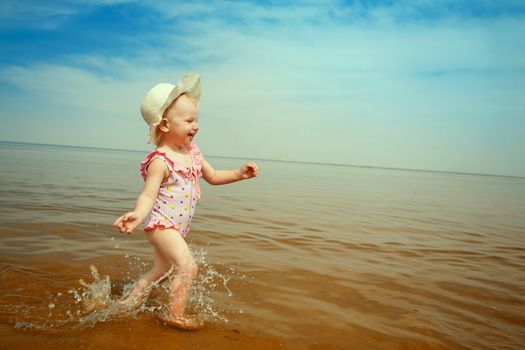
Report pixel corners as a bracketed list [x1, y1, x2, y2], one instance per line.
[239, 162, 258, 179]
[113, 211, 143, 234]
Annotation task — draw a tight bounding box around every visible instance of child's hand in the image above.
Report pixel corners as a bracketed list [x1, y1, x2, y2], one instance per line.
[239, 162, 258, 179]
[113, 211, 143, 234]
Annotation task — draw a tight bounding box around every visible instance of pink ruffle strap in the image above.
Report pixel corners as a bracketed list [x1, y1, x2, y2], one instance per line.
[187, 143, 203, 200]
[140, 150, 175, 180]
[188, 143, 202, 170]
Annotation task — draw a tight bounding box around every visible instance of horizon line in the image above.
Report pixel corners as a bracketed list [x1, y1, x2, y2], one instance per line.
[1, 140, 524, 180]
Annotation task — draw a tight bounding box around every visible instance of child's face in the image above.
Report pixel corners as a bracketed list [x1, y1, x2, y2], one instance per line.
[162, 94, 199, 147]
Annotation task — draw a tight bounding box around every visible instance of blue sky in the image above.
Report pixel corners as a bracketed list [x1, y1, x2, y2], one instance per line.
[1, 0, 524, 176]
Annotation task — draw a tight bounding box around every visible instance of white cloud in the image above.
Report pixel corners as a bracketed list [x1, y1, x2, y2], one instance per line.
[0, 0, 137, 30]
[0, 2, 74, 30]
[1, 64, 137, 113]
[1, 0, 524, 175]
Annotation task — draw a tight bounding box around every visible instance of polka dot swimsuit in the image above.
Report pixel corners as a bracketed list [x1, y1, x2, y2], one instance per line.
[140, 143, 202, 238]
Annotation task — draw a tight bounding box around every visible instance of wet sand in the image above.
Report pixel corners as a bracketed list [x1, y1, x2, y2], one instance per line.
[1, 141, 524, 349]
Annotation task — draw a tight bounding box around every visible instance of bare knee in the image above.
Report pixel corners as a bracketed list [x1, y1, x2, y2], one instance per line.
[189, 260, 198, 278]
[176, 258, 198, 279]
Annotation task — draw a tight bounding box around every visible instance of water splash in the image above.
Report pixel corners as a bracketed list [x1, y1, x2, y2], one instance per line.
[78, 265, 112, 313]
[7, 245, 238, 332]
[73, 245, 235, 328]
[189, 245, 232, 322]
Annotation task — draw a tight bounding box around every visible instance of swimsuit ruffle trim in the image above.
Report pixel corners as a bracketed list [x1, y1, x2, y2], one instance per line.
[187, 142, 202, 175]
[143, 219, 190, 238]
[140, 151, 175, 180]
[143, 219, 181, 233]
[140, 143, 202, 181]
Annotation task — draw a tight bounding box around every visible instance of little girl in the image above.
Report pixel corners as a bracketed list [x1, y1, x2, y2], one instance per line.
[114, 73, 258, 329]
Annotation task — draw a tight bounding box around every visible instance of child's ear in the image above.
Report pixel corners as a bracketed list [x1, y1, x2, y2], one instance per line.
[158, 118, 169, 132]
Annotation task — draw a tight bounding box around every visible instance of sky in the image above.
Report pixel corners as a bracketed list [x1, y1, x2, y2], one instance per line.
[0, 0, 524, 176]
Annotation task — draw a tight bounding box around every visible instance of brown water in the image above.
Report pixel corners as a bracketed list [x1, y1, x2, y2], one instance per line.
[0, 141, 524, 350]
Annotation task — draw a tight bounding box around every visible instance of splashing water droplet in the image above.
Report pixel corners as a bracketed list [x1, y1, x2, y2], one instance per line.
[35, 244, 243, 331]
[80, 265, 112, 314]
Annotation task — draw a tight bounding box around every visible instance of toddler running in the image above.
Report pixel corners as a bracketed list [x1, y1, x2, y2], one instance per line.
[114, 73, 258, 329]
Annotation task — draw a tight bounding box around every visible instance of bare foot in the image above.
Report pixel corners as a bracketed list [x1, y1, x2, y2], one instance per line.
[157, 313, 204, 330]
[115, 293, 146, 312]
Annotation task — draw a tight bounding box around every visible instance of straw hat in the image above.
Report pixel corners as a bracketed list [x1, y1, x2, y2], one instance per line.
[140, 73, 201, 143]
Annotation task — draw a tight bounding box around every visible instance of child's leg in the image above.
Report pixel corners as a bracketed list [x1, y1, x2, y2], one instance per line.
[146, 229, 198, 320]
[120, 247, 170, 306]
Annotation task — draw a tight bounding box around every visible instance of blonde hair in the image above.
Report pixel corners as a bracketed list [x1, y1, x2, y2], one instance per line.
[151, 93, 198, 146]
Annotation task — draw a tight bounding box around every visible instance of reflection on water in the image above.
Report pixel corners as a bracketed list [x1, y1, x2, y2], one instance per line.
[0, 141, 524, 350]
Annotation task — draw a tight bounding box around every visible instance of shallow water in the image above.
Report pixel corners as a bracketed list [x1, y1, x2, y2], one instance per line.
[1, 141, 524, 349]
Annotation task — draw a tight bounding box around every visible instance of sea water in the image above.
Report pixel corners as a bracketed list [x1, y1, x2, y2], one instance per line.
[1, 141, 524, 350]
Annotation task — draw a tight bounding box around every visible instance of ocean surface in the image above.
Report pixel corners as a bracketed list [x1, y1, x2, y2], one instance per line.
[0, 141, 524, 350]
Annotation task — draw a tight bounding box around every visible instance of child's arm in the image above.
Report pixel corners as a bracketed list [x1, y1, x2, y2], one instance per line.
[114, 159, 168, 234]
[201, 155, 258, 185]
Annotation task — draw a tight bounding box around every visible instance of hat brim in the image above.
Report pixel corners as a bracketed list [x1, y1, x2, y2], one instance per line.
[147, 73, 201, 144]
[158, 74, 201, 118]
